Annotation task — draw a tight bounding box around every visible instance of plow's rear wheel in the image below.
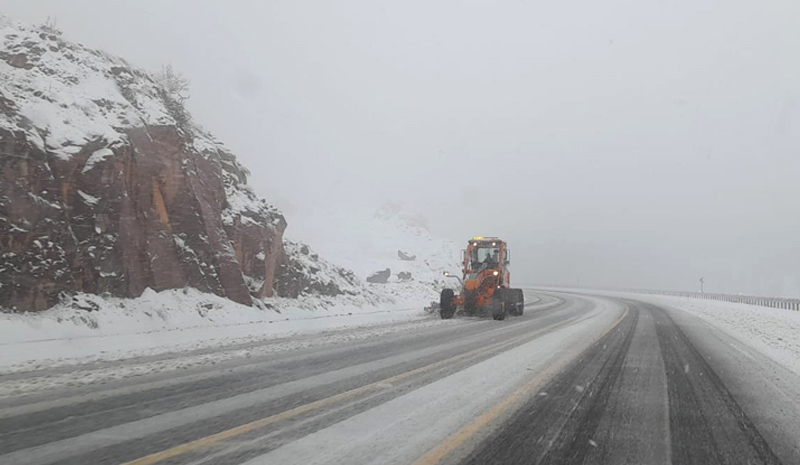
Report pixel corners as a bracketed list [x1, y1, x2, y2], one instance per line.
[440, 288, 456, 319]
[508, 289, 525, 316]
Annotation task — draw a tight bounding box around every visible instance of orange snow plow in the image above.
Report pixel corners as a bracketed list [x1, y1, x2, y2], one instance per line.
[440, 237, 524, 320]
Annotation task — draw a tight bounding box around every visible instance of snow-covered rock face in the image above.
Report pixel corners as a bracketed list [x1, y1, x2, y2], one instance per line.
[275, 241, 363, 298]
[0, 17, 174, 156]
[0, 17, 290, 311]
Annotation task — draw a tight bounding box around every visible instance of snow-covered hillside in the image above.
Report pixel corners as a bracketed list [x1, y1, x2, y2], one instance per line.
[291, 202, 462, 302]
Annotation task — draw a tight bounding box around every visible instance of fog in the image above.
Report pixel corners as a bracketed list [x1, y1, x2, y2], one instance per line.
[4, 1, 799, 296]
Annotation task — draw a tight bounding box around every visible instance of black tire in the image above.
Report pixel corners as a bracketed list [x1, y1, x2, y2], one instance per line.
[504, 289, 517, 316]
[440, 288, 456, 319]
[512, 288, 524, 316]
[491, 288, 507, 321]
[464, 291, 478, 316]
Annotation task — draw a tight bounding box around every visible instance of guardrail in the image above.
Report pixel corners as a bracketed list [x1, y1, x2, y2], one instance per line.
[623, 289, 800, 311]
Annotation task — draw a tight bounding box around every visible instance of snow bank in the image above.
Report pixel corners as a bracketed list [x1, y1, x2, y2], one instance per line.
[0, 288, 435, 372]
[569, 290, 800, 376]
[636, 294, 800, 375]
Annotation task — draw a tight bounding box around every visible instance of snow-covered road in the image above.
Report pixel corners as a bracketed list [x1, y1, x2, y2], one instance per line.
[0, 291, 798, 465]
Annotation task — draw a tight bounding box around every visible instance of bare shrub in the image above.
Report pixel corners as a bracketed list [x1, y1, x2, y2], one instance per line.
[154, 64, 190, 103]
[40, 16, 62, 36]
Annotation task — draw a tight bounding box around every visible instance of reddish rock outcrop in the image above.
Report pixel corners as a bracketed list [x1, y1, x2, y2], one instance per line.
[0, 122, 288, 311]
[0, 17, 289, 311]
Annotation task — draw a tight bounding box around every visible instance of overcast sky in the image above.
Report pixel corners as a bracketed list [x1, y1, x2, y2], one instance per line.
[3, 1, 799, 295]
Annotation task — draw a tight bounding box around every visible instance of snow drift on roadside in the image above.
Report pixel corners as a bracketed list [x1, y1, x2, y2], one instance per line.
[568, 289, 800, 376]
[634, 294, 800, 375]
[0, 287, 437, 372]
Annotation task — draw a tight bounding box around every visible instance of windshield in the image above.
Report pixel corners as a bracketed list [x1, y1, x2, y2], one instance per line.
[469, 247, 500, 270]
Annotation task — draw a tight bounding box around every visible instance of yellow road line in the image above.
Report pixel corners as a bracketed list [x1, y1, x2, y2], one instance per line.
[118, 318, 573, 465]
[413, 304, 630, 465]
[119, 353, 476, 465]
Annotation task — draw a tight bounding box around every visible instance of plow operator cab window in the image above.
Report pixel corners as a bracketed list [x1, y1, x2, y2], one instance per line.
[467, 247, 500, 279]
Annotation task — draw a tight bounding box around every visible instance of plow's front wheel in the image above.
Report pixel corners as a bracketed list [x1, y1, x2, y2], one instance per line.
[440, 289, 456, 319]
[491, 288, 507, 321]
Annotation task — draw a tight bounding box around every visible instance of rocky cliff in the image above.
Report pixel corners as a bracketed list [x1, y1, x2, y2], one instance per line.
[0, 17, 293, 311]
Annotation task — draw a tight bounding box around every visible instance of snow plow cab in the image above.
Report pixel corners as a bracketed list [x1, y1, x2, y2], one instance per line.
[440, 237, 524, 320]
